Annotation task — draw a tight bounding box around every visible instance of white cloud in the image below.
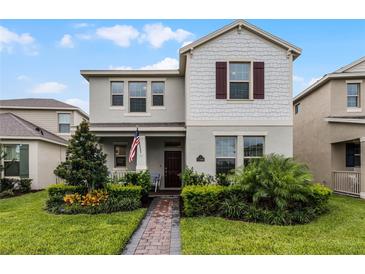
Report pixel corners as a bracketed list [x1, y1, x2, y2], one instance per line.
[73, 23, 92, 28]
[0, 26, 37, 55]
[140, 57, 179, 70]
[140, 23, 192, 48]
[59, 34, 74, 48]
[75, 33, 93, 40]
[293, 75, 304, 82]
[108, 65, 133, 70]
[96, 25, 139, 47]
[109, 57, 179, 71]
[308, 77, 321, 86]
[181, 40, 193, 48]
[31, 82, 67, 94]
[64, 98, 89, 113]
[17, 75, 30, 81]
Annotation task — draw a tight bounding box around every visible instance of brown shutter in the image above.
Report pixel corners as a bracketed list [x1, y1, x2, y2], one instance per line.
[253, 62, 265, 99]
[216, 62, 227, 99]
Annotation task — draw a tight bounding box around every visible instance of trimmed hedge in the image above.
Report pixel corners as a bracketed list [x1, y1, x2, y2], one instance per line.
[0, 178, 32, 198]
[46, 183, 142, 214]
[181, 183, 332, 225]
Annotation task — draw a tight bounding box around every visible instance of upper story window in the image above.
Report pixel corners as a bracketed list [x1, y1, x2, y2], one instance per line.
[229, 62, 250, 99]
[215, 136, 236, 174]
[347, 83, 360, 108]
[129, 82, 147, 112]
[114, 145, 127, 168]
[243, 136, 264, 166]
[294, 103, 301, 114]
[111, 81, 124, 106]
[58, 113, 71, 133]
[152, 81, 165, 106]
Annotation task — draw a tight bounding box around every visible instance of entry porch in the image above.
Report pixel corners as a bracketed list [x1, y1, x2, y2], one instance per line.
[331, 137, 365, 198]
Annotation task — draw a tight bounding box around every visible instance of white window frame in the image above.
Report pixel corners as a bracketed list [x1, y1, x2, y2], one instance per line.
[110, 81, 124, 107]
[3, 144, 20, 177]
[346, 81, 362, 111]
[129, 81, 147, 113]
[57, 112, 71, 134]
[151, 81, 165, 107]
[243, 136, 265, 166]
[215, 136, 237, 174]
[227, 61, 253, 100]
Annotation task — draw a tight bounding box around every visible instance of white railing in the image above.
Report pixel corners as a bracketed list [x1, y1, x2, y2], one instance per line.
[332, 171, 360, 196]
[111, 170, 136, 180]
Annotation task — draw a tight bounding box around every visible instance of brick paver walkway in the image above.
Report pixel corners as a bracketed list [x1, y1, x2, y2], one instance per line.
[123, 197, 180, 255]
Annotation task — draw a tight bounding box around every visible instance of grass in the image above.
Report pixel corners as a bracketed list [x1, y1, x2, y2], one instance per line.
[0, 191, 146, 255]
[181, 195, 365, 254]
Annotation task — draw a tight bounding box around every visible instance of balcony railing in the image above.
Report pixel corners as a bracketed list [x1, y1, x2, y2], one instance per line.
[331, 171, 360, 196]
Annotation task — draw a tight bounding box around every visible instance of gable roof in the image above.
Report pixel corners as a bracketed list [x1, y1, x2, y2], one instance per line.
[179, 20, 302, 58]
[293, 56, 365, 103]
[0, 98, 88, 118]
[334, 56, 365, 73]
[0, 113, 68, 146]
[81, 20, 301, 79]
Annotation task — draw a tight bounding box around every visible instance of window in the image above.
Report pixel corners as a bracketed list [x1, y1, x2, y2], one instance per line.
[229, 62, 250, 99]
[347, 83, 360, 108]
[152, 81, 165, 106]
[114, 145, 127, 168]
[295, 103, 301, 114]
[58, 113, 71, 133]
[244, 136, 264, 166]
[3, 144, 29, 177]
[111, 81, 124, 106]
[216, 137, 236, 174]
[129, 82, 147, 112]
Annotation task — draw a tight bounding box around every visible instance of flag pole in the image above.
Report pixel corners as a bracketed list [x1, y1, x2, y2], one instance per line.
[137, 126, 141, 153]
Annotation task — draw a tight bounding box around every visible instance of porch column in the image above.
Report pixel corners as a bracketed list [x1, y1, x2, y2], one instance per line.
[360, 137, 365, 199]
[136, 135, 147, 171]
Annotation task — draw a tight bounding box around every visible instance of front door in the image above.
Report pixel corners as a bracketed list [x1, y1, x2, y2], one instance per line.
[164, 151, 182, 188]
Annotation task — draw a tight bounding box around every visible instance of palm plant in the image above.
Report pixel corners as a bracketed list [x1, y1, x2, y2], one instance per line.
[229, 154, 313, 211]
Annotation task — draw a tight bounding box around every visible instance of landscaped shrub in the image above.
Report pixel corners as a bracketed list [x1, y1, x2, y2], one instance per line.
[0, 178, 32, 198]
[215, 173, 231, 186]
[46, 183, 141, 214]
[181, 167, 215, 186]
[19, 178, 32, 193]
[54, 120, 108, 191]
[181, 185, 224, 216]
[181, 155, 332, 225]
[114, 170, 151, 197]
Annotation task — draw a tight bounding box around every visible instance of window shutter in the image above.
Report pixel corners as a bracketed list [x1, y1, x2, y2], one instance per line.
[253, 62, 265, 99]
[216, 62, 227, 99]
[346, 143, 355, 167]
[19, 144, 29, 178]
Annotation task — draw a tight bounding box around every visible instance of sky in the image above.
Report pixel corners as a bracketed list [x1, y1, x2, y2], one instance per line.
[0, 19, 364, 113]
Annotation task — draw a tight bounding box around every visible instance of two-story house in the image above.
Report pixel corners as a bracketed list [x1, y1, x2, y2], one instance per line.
[0, 98, 88, 189]
[81, 20, 301, 190]
[293, 56, 365, 199]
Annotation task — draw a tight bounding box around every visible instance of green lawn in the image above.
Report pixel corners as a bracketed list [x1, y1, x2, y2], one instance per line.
[181, 195, 365, 254]
[0, 191, 146, 255]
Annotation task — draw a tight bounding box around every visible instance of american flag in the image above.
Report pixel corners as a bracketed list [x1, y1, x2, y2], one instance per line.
[128, 129, 140, 163]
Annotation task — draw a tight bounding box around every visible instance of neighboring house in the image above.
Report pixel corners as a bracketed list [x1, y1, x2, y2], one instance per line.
[81, 20, 301, 190]
[0, 98, 88, 189]
[0, 98, 88, 140]
[293, 56, 365, 199]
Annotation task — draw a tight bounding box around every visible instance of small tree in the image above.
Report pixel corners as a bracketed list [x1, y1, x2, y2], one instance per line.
[54, 120, 108, 191]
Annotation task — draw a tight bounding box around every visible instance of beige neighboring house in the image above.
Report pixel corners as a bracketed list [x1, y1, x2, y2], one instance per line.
[293, 56, 365, 199]
[81, 20, 301, 190]
[0, 98, 88, 189]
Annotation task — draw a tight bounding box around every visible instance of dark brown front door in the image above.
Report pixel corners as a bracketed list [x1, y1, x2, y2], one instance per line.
[164, 151, 182, 188]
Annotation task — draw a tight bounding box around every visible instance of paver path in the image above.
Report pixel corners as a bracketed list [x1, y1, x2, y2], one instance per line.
[123, 197, 181, 255]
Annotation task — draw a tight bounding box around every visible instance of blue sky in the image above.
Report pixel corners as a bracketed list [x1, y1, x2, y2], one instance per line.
[0, 19, 364, 113]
